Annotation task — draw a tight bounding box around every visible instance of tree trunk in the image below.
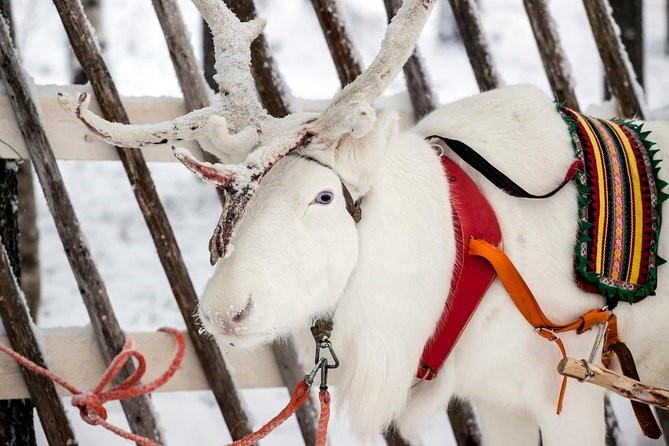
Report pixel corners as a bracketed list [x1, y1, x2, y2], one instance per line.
[603, 0, 643, 100]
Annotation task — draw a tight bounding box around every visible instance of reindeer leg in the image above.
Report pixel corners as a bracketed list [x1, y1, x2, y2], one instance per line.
[57, 92, 215, 148]
[474, 398, 540, 446]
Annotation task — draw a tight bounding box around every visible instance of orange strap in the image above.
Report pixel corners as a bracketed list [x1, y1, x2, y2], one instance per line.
[469, 238, 610, 413]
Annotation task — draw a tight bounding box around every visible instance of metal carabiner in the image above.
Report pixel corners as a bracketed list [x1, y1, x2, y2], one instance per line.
[304, 338, 340, 391]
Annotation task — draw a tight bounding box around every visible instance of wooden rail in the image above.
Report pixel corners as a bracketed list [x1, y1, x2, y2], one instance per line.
[0, 329, 296, 399]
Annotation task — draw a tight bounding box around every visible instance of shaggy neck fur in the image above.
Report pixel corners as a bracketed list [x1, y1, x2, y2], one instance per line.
[331, 130, 455, 438]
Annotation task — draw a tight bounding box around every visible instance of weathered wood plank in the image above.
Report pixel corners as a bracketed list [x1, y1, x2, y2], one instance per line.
[0, 11, 162, 442]
[0, 329, 290, 399]
[0, 90, 200, 161]
[0, 3, 37, 444]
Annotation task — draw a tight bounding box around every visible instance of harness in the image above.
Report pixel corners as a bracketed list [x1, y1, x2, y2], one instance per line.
[427, 135, 662, 438]
[293, 130, 663, 438]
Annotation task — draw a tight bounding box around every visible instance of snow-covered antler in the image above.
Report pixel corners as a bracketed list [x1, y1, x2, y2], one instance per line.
[57, 92, 214, 147]
[315, 0, 437, 139]
[59, 0, 436, 263]
[177, 0, 438, 185]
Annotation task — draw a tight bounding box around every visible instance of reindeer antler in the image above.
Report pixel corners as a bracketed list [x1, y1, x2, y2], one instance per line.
[59, 0, 437, 263]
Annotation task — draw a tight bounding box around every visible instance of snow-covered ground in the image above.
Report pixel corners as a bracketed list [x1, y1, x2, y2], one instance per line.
[4, 0, 669, 444]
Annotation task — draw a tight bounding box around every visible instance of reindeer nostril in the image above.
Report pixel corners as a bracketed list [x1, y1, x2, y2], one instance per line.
[231, 297, 254, 323]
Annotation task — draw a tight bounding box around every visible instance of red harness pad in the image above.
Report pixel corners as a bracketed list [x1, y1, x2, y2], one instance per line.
[417, 156, 502, 380]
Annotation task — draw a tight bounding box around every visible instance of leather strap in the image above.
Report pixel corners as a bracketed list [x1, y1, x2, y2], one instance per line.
[603, 315, 662, 439]
[429, 136, 583, 199]
[469, 238, 610, 413]
[417, 156, 501, 380]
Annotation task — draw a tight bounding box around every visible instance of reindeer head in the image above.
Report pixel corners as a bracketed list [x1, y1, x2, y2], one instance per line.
[59, 0, 436, 348]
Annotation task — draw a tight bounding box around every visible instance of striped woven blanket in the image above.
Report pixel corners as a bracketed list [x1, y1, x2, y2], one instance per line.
[560, 107, 667, 306]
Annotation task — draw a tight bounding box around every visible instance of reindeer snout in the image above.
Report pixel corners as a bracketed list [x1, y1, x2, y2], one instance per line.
[202, 296, 255, 336]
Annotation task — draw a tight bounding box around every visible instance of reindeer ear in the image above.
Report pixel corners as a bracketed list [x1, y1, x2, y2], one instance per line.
[333, 110, 399, 194]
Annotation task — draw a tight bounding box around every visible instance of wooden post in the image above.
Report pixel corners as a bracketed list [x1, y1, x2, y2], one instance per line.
[447, 0, 500, 91]
[581, 0, 646, 118]
[16, 163, 40, 319]
[0, 9, 163, 442]
[522, 0, 579, 110]
[72, 0, 103, 85]
[310, 0, 361, 86]
[0, 239, 77, 445]
[52, 0, 254, 439]
[0, 4, 35, 443]
[383, 0, 436, 119]
[152, 0, 321, 443]
[604, 0, 643, 100]
[0, 161, 36, 446]
[0, 0, 43, 321]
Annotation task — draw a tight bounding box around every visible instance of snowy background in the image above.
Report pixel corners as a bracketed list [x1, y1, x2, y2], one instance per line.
[4, 0, 669, 444]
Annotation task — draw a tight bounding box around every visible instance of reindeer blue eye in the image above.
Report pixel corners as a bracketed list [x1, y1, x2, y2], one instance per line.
[314, 190, 334, 205]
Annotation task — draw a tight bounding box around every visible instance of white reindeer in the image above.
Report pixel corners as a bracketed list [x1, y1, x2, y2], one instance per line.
[58, 0, 669, 444]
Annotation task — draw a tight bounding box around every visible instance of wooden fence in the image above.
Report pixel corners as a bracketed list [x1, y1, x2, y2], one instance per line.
[0, 0, 663, 445]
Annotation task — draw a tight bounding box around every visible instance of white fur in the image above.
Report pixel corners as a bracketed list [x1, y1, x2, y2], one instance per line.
[199, 85, 669, 444]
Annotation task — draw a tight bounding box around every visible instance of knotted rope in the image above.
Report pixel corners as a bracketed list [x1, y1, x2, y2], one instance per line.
[0, 327, 332, 445]
[0, 327, 185, 446]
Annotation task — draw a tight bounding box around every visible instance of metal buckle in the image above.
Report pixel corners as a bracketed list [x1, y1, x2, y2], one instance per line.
[534, 327, 558, 340]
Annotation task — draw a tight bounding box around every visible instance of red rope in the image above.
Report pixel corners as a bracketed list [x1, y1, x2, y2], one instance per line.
[0, 326, 333, 445]
[0, 327, 185, 446]
[316, 389, 331, 446]
[228, 381, 331, 446]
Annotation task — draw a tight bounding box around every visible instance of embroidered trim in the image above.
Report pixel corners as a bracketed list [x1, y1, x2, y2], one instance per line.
[559, 105, 667, 304]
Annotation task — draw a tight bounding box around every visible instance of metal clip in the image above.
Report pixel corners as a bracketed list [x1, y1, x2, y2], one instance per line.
[304, 338, 340, 391]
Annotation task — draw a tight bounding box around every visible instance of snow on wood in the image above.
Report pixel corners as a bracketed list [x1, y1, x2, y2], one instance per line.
[522, 0, 579, 110]
[0, 241, 76, 444]
[0, 329, 287, 400]
[581, 0, 648, 119]
[446, 0, 501, 92]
